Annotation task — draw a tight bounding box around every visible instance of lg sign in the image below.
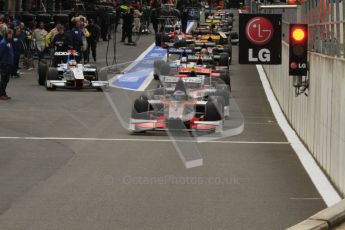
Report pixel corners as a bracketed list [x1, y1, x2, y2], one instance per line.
[239, 14, 282, 65]
[245, 17, 273, 45]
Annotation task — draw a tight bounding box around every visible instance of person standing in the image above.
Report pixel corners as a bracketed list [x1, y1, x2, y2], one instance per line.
[142, 4, 151, 33]
[176, 0, 190, 33]
[100, 8, 110, 41]
[71, 21, 83, 52]
[51, 25, 71, 66]
[70, 21, 89, 62]
[33, 22, 48, 61]
[86, 19, 100, 62]
[80, 22, 90, 63]
[121, 8, 135, 45]
[150, 0, 160, 34]
[132, 7, 143, 33]
[0, 29, 14, 100]
[45, 23, 62, 48]
[0, 19, 8, 41]
[114, 3, 121, 32]
[11, 26, 24, 78]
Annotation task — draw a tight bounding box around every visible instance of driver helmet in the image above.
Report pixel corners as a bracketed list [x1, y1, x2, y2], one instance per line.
[68, 59, 77, 67]
[173, 90, 187, 101]
[190, 70, 197, 77]
[181, 56, 187, 63]
[201, 48, 208, 54]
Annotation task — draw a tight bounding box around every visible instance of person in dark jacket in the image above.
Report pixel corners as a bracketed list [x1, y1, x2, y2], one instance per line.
[11, 26, 24, 78]
[121, 8, 135, 45]
[176, 0, 190, 33]
[150, 0, 161, 34]
[52, 24, 71, 52]
[0, 29, 14, 100]
[85, 19, 100, 62]
[52, 25, 72, 66]
[114, 3, 121, 32]
[100, 8, 110, 41]
[70, 21, 84, 62]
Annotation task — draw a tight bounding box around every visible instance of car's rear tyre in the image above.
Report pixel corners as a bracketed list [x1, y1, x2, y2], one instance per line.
[45, 67, 58, 90]
[38, 62, 48, 85]
[205, 96, 223, 121]
[131, 96, 150, 119]
[219, 72, 231, 87]
[219, 52, 229, 67]
[223, 45, 232, 64]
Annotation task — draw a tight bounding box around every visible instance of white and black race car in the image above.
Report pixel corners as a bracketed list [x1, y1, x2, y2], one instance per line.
[38, 50, 108, 91]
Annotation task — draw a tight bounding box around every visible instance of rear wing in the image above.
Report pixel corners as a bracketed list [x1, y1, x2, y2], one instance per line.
[193, 41, 217, 47]
[187, 55, 213, 62]
[167, 47, 194, 54]
[163, 76, 203, 84]
[54, 50, 79, 56]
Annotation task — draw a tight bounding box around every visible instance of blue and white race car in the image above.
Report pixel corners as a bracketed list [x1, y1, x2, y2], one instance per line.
[38, 50, 108, 91]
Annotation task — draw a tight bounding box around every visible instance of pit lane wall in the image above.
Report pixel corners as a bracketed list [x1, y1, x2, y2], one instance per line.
[263, 42, 345, 196]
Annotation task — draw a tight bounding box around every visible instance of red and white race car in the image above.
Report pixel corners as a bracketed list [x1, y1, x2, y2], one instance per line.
[129, 76, 229, 134]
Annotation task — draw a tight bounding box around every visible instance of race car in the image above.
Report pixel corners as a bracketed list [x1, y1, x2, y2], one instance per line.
[166, 45, 232, 66]
[205, 17, 233, 28]
[193, 23, 232, 37]
[162, 30, 231, 47]
[212, 11, 234, 19]
[156, 25, 231, 47]
[153, 59, 231, 89]
[156, 31, 193, 47]
[176, 66, 230, 88]
[38, 50, 108, 91]
[129, 78, 228, 134]
[201, 13, 234, 32]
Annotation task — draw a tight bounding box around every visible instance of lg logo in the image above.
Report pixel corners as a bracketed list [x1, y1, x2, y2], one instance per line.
[245, 17, 273, 45]
[239, 14, 282, 65]
[246, 17, 273, 62]
[248, 48, 271, 62]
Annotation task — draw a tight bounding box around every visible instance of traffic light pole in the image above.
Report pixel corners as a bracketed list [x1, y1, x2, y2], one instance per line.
[259, 4, 309, 96]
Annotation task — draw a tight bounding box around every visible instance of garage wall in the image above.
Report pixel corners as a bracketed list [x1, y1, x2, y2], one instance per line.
[263, 42, 345, 196]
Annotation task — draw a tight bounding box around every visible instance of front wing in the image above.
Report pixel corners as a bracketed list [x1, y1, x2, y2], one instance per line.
[46, 80, 109, 89]
[129, 118, 223, 133]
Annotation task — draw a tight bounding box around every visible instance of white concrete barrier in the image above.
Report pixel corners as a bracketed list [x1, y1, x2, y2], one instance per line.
[287, 199, 345, 229]
[263, 42, 345, 196]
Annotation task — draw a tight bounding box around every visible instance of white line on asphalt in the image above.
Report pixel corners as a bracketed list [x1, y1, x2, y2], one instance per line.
[0, 136, 290, 144]
[256, 64, 342, 207]
[245, 122, 276, 125]
[290, 197, 323, 200]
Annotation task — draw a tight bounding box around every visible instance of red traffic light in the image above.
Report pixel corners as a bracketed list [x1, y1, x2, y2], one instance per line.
[289, 24, 308, 76]
[292, 28, 306, 41]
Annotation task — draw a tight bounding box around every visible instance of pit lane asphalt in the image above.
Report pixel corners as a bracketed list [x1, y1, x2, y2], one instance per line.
[0, 11, 326, 230]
